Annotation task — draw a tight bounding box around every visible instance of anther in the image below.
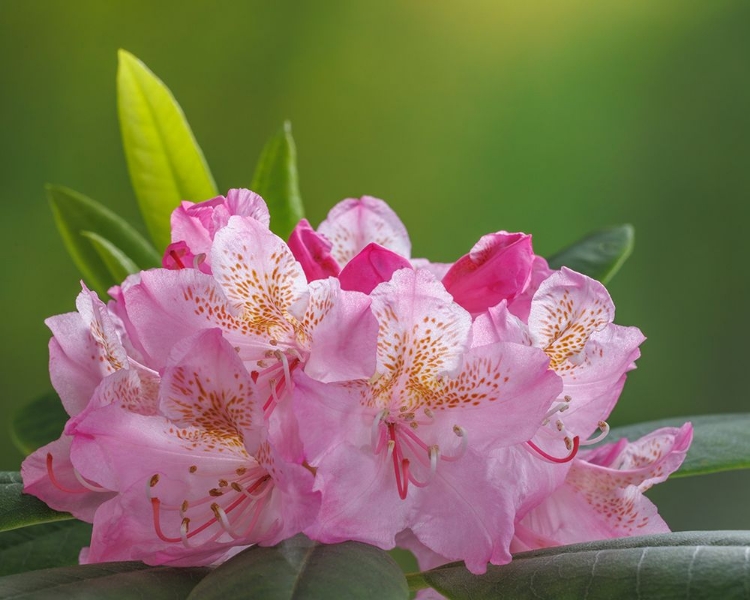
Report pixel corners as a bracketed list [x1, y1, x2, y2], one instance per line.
[150, 474, 160, 487]
[526, 436, 580, 464]
[580, 421, 611, 446]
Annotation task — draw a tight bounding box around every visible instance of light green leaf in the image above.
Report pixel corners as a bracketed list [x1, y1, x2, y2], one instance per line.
[118, 49, 218, 251]
[416, 531, 750, 600]
[251, 121, 304, 240]
[47, 185, 161, 296]
[0, 472, 71, 533]
[605, 413, 750, 478]
[547, 224, 634, 284]
[0, 520, 92, 576]
[11, 392, 68, 456]
[186, 534, 408, 600]
[0, 561, 208, 599]
[82, 231, 140, 283]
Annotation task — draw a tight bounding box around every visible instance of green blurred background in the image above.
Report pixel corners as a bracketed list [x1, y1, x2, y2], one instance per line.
[1, 0, 749, 530]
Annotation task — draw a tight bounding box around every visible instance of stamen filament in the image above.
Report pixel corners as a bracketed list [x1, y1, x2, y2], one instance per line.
[46, 453, 88, 494]
[439, 426, 468, 462]
[73, 469, 108, 492]
[580, 421, 610, 446]
[526, 436, 580, 464]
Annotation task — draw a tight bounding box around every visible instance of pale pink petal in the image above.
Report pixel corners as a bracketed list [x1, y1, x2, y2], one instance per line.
[422, 343, 561, 452]
[211, 216, 306, 346]
[409, 448, 517, 574]
[288, 219, 341, 281]
[223, 189, 270, 228]
[470, 300, 532, 348]
[559, 324, 645, 437]
[22, 436, 114, 522]
[516, 424, 693, 548]
[46, 286, 128, 415]
[318, 196, 411, 264]
[338, 243, 412, 294]
[159, 329, 263, 455]
[442, 232, 534, 315]
[370, 268, 471, 383]
[301, 278, 379, 383]
[528, 267, 615, 370]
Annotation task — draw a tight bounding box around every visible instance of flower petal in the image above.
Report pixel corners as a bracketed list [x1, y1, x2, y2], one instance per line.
[318, 196, 411, 265]
[339, 243, 412, 295]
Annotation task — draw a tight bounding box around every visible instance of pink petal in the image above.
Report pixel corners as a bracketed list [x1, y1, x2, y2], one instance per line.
[338, 243, 412, 294]
[211, 216, 306, 346]
[288, 219, 341, 281]
[370, 268, 471, 381]
[159, 329, 263, 455]
[46, 286, 128, 415]
[516, 424, 693, 547]
[470, 300, 532, 348]
[22, 435, 114, 522]
[411, 258, 453, 281]
[442, 232, 534, 315]
[528, 267, 615, 369]
[317, 196, 411, 265]
[301, 278, 379, 383]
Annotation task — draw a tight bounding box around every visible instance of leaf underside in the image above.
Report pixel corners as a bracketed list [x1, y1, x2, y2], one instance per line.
[420, 531, 750, 600]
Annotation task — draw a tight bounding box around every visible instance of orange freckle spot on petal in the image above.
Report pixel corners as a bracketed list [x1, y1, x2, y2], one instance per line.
[189, 465, 198, 473]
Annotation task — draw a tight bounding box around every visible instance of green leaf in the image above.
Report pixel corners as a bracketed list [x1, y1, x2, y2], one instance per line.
[82, 231, 140, 283]
[546, 224, 634, 284]
[418, 531, 750, 600]
[11, 392, 68, 456]
[0, 520, 92, 576]
[47, 185, 161, 296]
[605, 413, 750, 478]
[0, 561, 208, 599]
[0, 472, 71, 533]
[186, 534, 408, 600]
[251, 121, 305, 240]
[118, 49, 218, 250]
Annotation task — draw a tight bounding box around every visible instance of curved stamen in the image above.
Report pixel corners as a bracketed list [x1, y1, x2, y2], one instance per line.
[439, 426, 468, 462]
[579, 421, 610, 446]
[541, 401, 570, 425]
[274, 350, 293, 393]
[193, 253, 206, 270]
[73, 469, 109, 492]
[526, 436, 580, 464]
[46, 453, 88, 494]
[406, 446, 438, 488]
[168, 249, 185, 269]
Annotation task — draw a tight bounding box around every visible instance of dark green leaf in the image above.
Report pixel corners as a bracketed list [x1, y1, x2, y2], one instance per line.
[11, 393, 68, 456]
[419, 531, 750, 600]
[0, 473, 71, 533]
[547, 224, 634, 284]
[605, 413, 750, 478]
[81, 231, 140, 283]
[187, 534, 408, 600]
[47, 185, 161, 296]
[0, 561, 208, 599]
[0, 520, 92, 576]
[118, 49, 218, 251]
[251, 121, 305, 240]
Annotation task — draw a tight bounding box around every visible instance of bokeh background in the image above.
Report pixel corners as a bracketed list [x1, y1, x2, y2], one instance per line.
[1, 0, 749, 531]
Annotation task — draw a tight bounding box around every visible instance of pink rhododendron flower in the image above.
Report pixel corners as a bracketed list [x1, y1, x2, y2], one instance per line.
[163, 188, 270, 273]
[69, 329, 319, 565]
[293, 268, 562, 573]
[512, 424, 693, 551]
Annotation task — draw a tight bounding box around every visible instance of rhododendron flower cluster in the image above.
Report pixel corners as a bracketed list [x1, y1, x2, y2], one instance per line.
[22, 190, 691, 574]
